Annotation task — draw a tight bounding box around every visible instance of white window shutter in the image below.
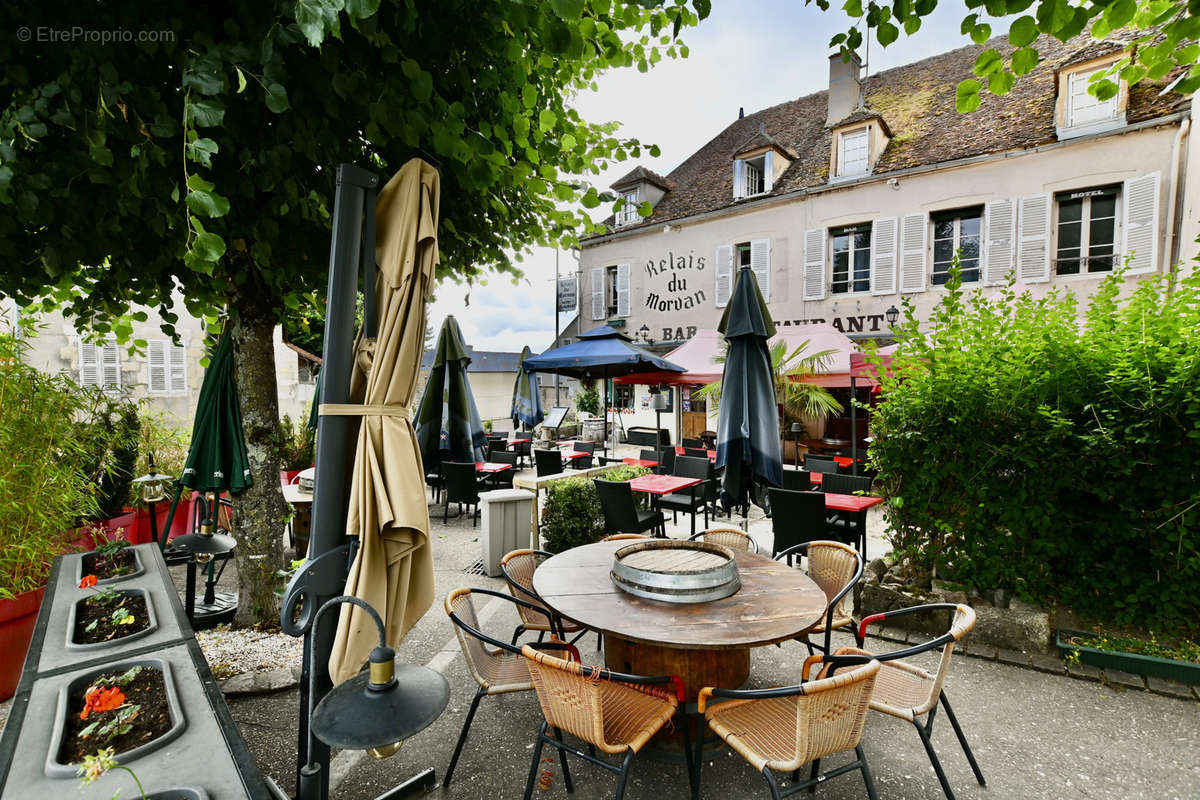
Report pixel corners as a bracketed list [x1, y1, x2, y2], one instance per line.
[591, 268, 605, 320]
[101, 341, 121, 389]
[169, 342, 188, 393]
[750, 239, 771, 301]
[1122, 172, 1160, 274]
[803, 228, 825, 300]
[714, 245, 734, 307]
[79, 341, 99, 387]
[763, 151, 774, 192]
[732, 159, 745, 200]
[899, 212, 927, 293]
[1017, 193, 1051, 283]
[615, 263, 631, 317]
[870, 217, 898, 296]
[147, 341, 167, 393]
[984, 199, 1016, 284]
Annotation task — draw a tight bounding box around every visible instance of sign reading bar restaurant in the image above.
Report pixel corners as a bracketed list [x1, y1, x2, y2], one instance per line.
[556, 276, 577, 312]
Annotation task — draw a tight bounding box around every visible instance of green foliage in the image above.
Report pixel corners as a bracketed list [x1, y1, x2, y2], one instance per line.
[276, 413, 315, 470]
[539, 465, 650, 553]
[0, 323, 104, 598]
[0, 0, 706, 338]
[134, 405, 190, 493]
[75, 396, 141, 519]
[810, 0, 1200, 113]
[574, 382, 601, 416]
[1062, 630, 1200, 664]
[870, 263, 1200, 633]
[694, 339, 842, 425]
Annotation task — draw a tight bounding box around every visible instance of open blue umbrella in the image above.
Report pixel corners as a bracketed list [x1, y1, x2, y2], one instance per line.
[511, 345, 543, 430]
[715, 266, 782, 513]
[415, 316, 485, 466]
[523, 326, 683, 453]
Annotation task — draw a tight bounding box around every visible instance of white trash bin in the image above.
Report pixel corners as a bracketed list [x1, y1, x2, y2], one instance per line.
[479, 489, 535, 577]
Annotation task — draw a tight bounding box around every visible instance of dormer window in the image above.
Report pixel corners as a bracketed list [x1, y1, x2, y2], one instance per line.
[617, 187, 640, 226]
[1057, 60, 1126, 139]
[837, 128, 869, 177]
[734, 152, 771, 199]
[743, 155, 765, 196]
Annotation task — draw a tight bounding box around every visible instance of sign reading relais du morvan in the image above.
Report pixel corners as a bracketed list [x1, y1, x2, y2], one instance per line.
[644, 250, 706, 312]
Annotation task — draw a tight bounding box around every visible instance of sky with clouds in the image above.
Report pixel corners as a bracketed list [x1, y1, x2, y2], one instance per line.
[427, 0, 1004, 354]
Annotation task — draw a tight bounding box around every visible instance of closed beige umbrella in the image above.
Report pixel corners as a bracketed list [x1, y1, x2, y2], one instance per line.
[327, 158, 440, 684]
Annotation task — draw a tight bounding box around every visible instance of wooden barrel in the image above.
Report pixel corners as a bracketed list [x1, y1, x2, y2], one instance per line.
[610, 540, 740, 603]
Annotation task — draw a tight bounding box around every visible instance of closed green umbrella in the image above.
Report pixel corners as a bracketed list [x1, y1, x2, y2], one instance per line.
[415, 315, 485, 465]
[306, 370, 321, 432]
[511, 345, 543, 430]
[715, 266, 782, 513]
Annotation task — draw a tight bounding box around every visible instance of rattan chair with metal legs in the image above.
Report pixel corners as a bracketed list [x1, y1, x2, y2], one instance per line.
[689, 526, 759, 553]
[442, 587, 580, 788]
[693, 653, 881, 800]
[520, 645, 690, 800]
[842, 603, 985, 800]
[499, 549, 590, 646]
[775, 541, 863, 654]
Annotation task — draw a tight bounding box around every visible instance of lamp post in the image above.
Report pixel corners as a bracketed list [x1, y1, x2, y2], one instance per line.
[790, 422, 804, 469]
[885, 304, 899, 329]
[651, 389, 668, 469]
[297, 595, 449, 800]
[172, 498, 237, 625]
[131, 454, 172, 546]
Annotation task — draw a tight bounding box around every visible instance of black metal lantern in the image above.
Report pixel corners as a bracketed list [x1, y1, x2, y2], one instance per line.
[790, 422, 805, 468]
[637, 324, 651, 343]
[131, 454, 173, 504]
[298, 596, 449, 800]
[885, 305, 900, 327]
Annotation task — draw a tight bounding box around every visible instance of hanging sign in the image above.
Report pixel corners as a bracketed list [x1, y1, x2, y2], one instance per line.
[556, 276, 577, 312]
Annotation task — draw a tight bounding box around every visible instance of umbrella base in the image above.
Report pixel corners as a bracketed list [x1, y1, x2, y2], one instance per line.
[187, 590, 238, 630]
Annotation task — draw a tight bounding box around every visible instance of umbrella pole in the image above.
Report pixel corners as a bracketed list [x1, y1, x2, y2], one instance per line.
[851, 376, 857, 476]
[157, 480, 187, 552]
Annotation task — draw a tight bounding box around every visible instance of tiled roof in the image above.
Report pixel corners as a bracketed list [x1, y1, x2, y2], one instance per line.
[610, 165, 674, 191]
[832, 107, 890, 132]
[419, 347, 524, 373]
[731, 128, 795, 158]
[589, 30, 1185, 236]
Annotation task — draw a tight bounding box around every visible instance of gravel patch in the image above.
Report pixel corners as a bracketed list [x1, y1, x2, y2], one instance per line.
[196, 627, 304, 682]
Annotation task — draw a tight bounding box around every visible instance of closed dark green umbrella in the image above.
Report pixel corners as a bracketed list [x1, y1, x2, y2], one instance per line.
[306, 370, 321, 431]
[715, 266, 782, 513]
[511, 345, 543, 430]
[415, 316, 485, 465]
[159, 331, 252, 547]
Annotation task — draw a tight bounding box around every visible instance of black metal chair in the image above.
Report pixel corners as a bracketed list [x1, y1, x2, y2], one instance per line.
[443, 587, 581, 788]
[657, 455, 711, 538]
[511, 434, 533, 467]
[820, 473, 873, 495]
[804, 456, 840, 475]
[443, 461, 481, 524]
[683, 446, 709, 460]
[847, 603, 986, 800]
[821, 474, 874, 553]
[425, 448, 451, 503]
[594, 479, 664, 538]
[781, 468, 813, 492]
[571, 441, 596, 469]
[638, 448, 660, 465]
[534, 448, 564, 477]
[484, 450, 517, 490]
[682, 437, 704, 449]
[487, 439, 509, 460]
[654, 446, 676, 475]
[776, 540, 863, 654]
[766, 488, 827, 557]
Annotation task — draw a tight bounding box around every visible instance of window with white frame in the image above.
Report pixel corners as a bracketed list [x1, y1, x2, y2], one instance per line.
[837, 128, 869, 177]
[617, 188, 640, 226]
[931, 207, 982, 285]
[742, 155, 765, 196]
[79, 337, 121, 391]
[1067, 67, 1121, 128]
[831, 224, 871, 294]
[1055, 185, 1120, 275]
[147, 340, 188, 394]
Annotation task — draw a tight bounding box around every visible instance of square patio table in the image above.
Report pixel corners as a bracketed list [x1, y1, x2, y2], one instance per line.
[475, 461, 514, 474]
[622, 457, 659, 468]
[675, 445, 717, 462]
[822, 491, 883, 554]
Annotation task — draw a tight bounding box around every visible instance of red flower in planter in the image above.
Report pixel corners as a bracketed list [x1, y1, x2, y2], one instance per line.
[79, 686, 125, 720]
[79, 575, 99, 589]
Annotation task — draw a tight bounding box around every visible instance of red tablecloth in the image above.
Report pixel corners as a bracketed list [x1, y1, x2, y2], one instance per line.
[561, 451, 589, 461]
[622, 458, 659, 468]
[475, 461, 514, 474]
[628, 474, 702, 496]
[823, 492, 883, 513]
[674, 446, 717, 462]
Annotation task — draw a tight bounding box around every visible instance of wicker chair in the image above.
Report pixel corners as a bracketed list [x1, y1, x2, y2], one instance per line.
[842, 603, 985, 800]
[776, 541, 862, 654]
[688, 526, 758, 554]
[694, 653, 880, 800]
[443, 587, 580, 787]
[499, 549, 587, 645]
[520, 645, 688, 800]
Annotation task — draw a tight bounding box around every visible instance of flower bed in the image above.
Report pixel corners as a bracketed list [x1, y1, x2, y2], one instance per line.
[1057, 629, 1200, 685]
[70, 587, 153, 646]
[79, 542, 142, 584]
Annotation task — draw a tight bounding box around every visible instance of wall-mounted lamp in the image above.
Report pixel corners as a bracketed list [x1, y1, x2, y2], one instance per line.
[637, 324, 651, 344]
[885, 305, 900, 327]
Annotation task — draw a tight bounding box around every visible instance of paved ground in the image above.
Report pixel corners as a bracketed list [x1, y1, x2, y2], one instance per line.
[225, 446, 1200, 800]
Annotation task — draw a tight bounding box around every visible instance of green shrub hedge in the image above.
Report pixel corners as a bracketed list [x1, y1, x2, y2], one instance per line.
[871, 267, 1200, 633]
[540, 465, 650, 553]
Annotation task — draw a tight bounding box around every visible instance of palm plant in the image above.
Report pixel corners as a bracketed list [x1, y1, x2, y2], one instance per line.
[693, 339, 843, 426]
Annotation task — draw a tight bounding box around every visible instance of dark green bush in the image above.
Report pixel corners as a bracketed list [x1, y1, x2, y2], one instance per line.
[76, 394, 141, 519]
[540, 465, 650, 553]
[872, 266, 1200, 633]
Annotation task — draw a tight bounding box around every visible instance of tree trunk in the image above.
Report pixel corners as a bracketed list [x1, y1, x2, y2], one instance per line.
[227, 289, 288, 627]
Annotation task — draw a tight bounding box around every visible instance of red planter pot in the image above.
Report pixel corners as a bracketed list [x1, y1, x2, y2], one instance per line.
[0, 586, 46, 701]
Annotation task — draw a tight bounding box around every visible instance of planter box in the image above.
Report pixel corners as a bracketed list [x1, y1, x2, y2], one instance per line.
[76, 547, 146, 586]
[0, 545, 271, 799]
[65, 588, 158, 653]
[1056, 629, 1200, 685]
[0, 587, 45, 702]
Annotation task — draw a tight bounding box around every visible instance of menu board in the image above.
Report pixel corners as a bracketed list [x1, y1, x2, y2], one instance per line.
[543, 406, 569, 430]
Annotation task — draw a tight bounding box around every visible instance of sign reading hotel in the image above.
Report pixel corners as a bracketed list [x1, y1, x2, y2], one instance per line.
[644, 250, 706, 312]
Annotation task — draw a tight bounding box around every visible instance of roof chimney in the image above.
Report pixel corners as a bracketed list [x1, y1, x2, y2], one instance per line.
[738, 106, 744, 119]
[826, 51, 863, 127]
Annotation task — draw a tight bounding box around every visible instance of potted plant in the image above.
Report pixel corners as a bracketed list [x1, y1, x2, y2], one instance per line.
[68, 581, 156, 650]
[574, 381, 603, 442]
[0, 325, 107, 700]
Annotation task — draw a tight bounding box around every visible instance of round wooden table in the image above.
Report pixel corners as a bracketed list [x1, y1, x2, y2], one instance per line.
[532, 540, 828, 701]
